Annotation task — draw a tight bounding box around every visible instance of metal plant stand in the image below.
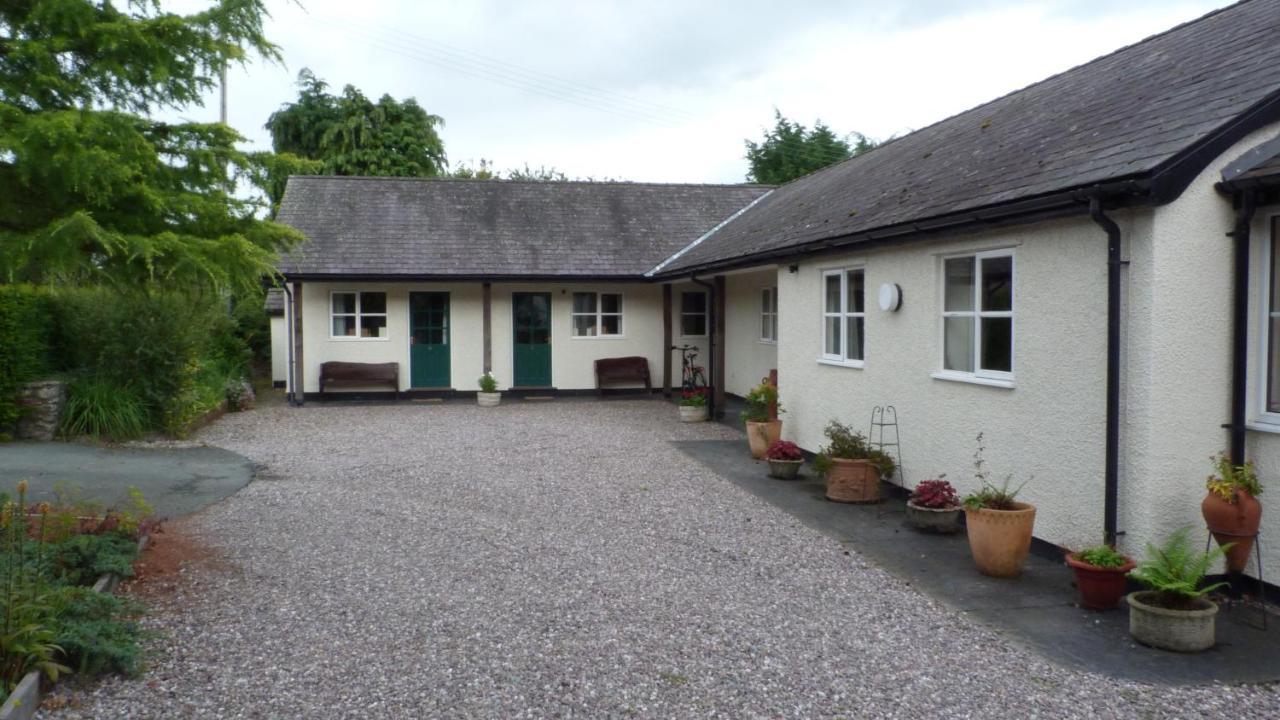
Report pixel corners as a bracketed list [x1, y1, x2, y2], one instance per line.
[869, 405, 904, 487]
[1205, 530, 1268, 629]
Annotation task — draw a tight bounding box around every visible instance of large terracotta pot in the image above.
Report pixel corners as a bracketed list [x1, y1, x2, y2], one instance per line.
[1065, 554, 1135, 610]
[825, 458, 881, 503]
[964, 503, 1036, 578]
[745, 420, 782, 459]
[1201, 490, 1262, 572]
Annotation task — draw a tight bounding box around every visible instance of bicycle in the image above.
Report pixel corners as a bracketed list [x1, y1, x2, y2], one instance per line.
[671, 344, 708, 393]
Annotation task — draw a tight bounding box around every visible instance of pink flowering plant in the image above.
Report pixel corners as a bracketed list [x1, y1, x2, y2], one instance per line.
[765, 440, 803, 462]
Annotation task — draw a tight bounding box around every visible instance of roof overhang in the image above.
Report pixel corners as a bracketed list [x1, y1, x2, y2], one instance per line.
[279, 272, 654, 284]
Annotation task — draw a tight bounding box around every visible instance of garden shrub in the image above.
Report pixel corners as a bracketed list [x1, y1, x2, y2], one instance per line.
[0, 285, 54, 435]
[59, 375, 148, 441]
[46, 586, 144, 677]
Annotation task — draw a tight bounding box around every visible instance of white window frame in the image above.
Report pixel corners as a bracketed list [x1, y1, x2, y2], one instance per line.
[760, 286, 778, 343]
[1252, 215, 1280, 429]
[819, 267, 865, 368]
[329, 290, 389, 341]
[680, 291, 708, 337]
[570, 291, 624, 339]
[936, 248, 1015, 384]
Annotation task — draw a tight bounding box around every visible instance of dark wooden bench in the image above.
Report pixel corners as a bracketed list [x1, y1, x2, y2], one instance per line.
[319, 361, 400, 399]
[594, 356, 651, 396]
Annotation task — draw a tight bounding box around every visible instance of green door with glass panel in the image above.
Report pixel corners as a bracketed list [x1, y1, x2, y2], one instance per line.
[410, 292, 450, 388]
[512, 292, 552, 387]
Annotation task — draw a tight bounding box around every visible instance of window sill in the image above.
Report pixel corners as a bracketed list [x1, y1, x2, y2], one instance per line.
[570, 335, 626, 341]
[817, 358, 864, 369]
[329, 336, 391, 342]
[931, 371, 1015, 389]
[1246, 420, 1280, 435]
[759, 339, 777, 346]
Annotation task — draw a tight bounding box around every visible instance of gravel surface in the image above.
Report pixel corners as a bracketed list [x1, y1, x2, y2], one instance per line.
[43, 399, 1280, 718]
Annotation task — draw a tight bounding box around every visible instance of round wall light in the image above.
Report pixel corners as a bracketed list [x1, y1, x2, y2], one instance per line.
[878, 283, 903, 312]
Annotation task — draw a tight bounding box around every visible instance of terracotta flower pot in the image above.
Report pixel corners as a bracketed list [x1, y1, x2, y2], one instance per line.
[1065, 554, 1135, 610]
[964, 503, 1036, 578]
[1201, 490, 1262, 572]
[1127, 591, 1218, 653]
[905, 502, 961, 534]
[825, 458, 881, 503]
[767, 458, 803, 480]
[679, 405, 708, 422]
[745, 420, 782, 459]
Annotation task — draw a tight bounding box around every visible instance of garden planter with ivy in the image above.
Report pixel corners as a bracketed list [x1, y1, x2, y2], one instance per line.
[1127, 527, 1228, 652]
[765, 440, 804, 480]
[905, 478, 961, 534]
[477, 373, 501, 407]
[1065, 546, 1135, 610]
[814, 421, 894, 504]
[741, 380, 782, 459]
[1201, 453, 1263, 572]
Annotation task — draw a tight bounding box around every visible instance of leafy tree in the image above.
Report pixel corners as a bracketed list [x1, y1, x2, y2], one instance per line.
[0, 0, 300, 295]
[265, 69, 447, 177]
[449, 158, 499, 180]
[745, 110, 877, 184]
[506, 163, 569, 182]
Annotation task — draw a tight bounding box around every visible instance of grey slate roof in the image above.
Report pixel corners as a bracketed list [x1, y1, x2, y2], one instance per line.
[662, 0, 1280, 274]
[276, 177, 769, 278]
[264, 288, 284, 316]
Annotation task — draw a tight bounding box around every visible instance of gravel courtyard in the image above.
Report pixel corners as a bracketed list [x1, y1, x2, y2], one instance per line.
[49, 400, 1279, 718]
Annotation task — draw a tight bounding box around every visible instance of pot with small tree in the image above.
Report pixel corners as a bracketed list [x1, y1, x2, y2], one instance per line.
[1065, 545, 1135, 610]
[741, 379, 782, 458]
[962, 433, 1035, 578]
[905, 476, 961, 534]
[678, 388, 708, 422]
[765, 440, 804, 480]
[1127, 526, 1229, 652]
[812, 421, 895, 503]
[477, 373, 501, 407]
[1201, 452, 1263, 573]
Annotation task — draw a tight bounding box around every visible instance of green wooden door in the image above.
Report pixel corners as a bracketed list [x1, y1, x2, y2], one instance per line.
[513, 292, 552, 387]
[410, 292, 450, 388]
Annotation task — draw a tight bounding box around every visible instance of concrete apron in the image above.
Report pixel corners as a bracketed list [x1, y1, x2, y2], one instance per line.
[673, 437, 1280, 685]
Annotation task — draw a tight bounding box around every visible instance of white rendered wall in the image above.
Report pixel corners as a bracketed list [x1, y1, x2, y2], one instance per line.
[269, 315, 287, 385]
[724, 269, 780, 397]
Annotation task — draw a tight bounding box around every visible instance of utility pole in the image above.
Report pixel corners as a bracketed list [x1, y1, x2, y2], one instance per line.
[219, 63, 228, 125]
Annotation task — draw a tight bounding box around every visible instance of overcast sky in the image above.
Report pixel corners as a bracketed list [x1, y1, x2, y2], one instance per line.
[166, 0, 1229, 183]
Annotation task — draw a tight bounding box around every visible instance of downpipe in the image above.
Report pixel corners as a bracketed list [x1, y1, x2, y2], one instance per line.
[1088, 197, 1123, 547]
[1226, 189, 1257, 466]
[282, 283, 302, 407]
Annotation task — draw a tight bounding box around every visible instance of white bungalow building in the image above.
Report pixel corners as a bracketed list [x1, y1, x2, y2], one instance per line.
[271, 0, 1280, 585]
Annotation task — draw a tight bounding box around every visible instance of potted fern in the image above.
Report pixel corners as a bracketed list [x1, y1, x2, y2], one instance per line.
[740, 379, 781, 458]
[1127, 527, 1229, 652]
[905, 476, 961, 534]
[764, 440, 804, 480]
[1065, 545, 1135, 610]
[477, 373, 501, 407]
[812, 421, 895, 503]
[962, 433, 1035, 578]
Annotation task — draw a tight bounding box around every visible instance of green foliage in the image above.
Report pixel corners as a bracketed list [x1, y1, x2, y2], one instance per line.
[1130, 527, 1230, 609]
[1073, 545, 1129, 569]
[506, 163, 569, 182]
[740, 380, 780, 423]
[59, 376, 147, 441]
[266, 68, 447, 177]
[46, 586, 143, 677]
[0, 0, 300, 294]
[450, 159, 499, 179]
[1206, 452, 1263, 501]
[0, 285, 54, 433]
[0, 481, 71, 691]
[244, 151, 324, 217]
[45, 533, 139, 587]
[812, 420, 896, 478]
[478, 373, 498, 393]
[962, 432, 1029, 510]
[745, 110, 877, 184]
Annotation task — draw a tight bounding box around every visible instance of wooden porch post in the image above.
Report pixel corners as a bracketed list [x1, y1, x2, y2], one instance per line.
[292, 281, 304, 400]
[713, 275, 727, 418]
[662, 284, 673, 397]
[482, 282, 493, 374]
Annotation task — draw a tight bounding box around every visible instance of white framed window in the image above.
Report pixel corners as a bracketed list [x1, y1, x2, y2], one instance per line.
[761, 286, 778, 343]
[820, 268, 864, 366]
[330, 291, 388, 339]
[1256, 216, 1280, 424]
[681, 291, 707, 336]
[940, 249, 1014, 380]
[571, 292, 623, 337]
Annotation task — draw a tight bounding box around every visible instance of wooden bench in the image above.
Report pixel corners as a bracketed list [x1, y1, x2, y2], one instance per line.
[594, 356, 651, 396]
[319, 361, 400, 399]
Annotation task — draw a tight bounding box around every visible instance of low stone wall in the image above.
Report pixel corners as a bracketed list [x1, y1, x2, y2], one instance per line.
[15, 380, 65, 441]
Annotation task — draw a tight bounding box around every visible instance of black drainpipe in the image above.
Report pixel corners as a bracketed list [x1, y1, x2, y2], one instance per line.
[1089, 197, 1123, 547]
[691, 276, 717, 421]
[1227, 189, 1258, 466]
[281, 283, 301, 407]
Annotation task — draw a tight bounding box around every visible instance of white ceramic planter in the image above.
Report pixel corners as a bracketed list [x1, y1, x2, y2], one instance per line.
[477, 392, 501, 407]
[679, 405, 708, 422]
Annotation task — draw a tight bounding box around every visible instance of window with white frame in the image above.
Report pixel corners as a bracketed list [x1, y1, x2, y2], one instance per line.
[821, 269, 864, 364]
[942, 250, 1013, 378]
[761, 286, 778, 342]
[330, 291, 388, 339]
[571, 292, 623, 337]
[1263, 217, 1280, 416]
[681, 291, 707, 336]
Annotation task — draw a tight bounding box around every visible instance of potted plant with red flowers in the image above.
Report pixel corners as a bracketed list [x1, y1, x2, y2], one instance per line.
[765, 440, 804, 480]
[678, 388, 708, 422]
[1064, 545, 1135, 610]
[905, 476, 961, 534]
[1201, 453, 1263, 573]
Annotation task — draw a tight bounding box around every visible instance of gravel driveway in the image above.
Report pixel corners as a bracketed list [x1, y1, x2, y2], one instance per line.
[48, 400, 1279, 718]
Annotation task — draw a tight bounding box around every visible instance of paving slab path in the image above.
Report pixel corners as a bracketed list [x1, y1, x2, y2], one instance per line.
[45, 400, 1280, 718]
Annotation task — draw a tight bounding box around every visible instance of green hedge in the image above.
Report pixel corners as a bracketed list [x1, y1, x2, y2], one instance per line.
[0, 285, 54, 434]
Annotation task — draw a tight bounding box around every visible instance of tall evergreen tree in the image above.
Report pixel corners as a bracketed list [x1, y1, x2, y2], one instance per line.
[745, 110, 877, 184]
[0, 0, 300, 294]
